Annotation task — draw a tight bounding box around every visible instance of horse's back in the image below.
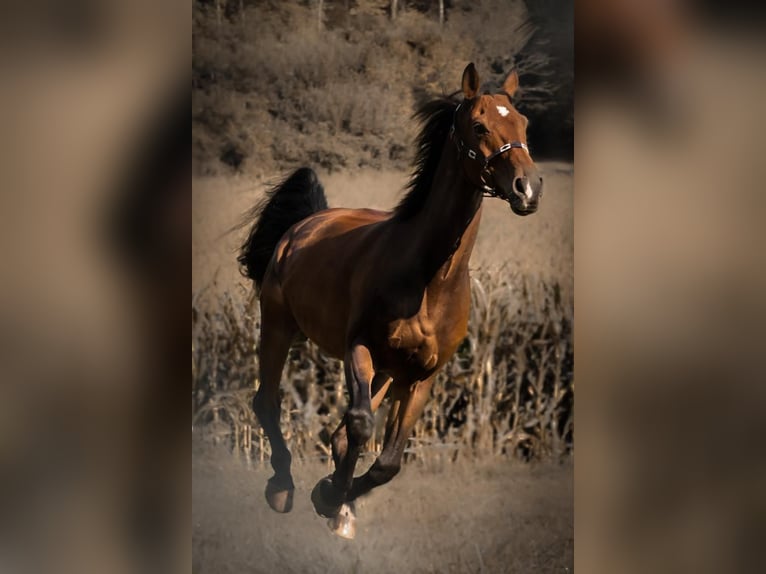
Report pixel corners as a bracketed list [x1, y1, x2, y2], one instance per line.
[277, 207, 389, 268]
[295, 207, 389, 237]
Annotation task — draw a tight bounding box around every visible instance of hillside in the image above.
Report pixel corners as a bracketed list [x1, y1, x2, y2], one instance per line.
[192, 0, 573, 177]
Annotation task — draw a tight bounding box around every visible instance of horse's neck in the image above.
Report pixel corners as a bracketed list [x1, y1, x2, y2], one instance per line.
[407, 146, 483, 281]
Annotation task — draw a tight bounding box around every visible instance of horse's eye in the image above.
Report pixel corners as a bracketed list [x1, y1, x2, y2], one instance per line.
[473, 122, 489, 136]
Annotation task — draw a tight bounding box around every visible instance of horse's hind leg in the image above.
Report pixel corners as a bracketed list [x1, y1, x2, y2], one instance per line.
[252, 287, 297, 513]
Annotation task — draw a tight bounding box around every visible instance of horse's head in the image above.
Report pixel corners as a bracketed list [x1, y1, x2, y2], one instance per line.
[452, 63, 543, 215]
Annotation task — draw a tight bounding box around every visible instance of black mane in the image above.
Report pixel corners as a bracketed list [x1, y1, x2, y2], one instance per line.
[394, 97, 459, 220]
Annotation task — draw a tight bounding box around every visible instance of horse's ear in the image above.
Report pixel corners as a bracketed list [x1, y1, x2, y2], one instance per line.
[502, 70, 519, 97]
[461, 63, 480, 99]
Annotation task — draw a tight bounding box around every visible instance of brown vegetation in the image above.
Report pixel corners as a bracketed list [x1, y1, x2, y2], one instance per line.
[192, 0, 573, 176]
[192, 270, 572, 464]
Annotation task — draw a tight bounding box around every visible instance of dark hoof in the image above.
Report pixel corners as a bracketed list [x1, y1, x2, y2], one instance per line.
[265, 476, 294, 513]
[328, 502, 356, 539]
[311, 476, 342, 518]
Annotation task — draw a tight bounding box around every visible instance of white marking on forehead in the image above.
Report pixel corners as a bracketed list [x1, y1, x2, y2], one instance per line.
[496, 105, 510, 117]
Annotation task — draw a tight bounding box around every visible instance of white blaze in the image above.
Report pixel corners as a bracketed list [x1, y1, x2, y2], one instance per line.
[525, 181, 534, 200]
[496, 105, 510, 117]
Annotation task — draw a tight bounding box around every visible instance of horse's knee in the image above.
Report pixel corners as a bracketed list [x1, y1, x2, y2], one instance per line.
[369, 458, 401, 485]
[347, 408, 374, 445]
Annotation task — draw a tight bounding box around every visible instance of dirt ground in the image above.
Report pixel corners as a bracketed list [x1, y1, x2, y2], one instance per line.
[192, 439, 573, 574]
[192, 161, 573, 302]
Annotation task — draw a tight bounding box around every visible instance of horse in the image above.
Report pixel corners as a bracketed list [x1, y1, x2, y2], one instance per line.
[238, 63, 543, 539]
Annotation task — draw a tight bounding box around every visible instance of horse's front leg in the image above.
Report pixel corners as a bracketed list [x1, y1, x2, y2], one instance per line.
[311, 341, 377, 533]
[329, 372, 392, 471]
[340, 341, 376, 487]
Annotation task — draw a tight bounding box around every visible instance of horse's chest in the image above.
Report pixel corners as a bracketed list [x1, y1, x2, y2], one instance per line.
[370, 277, 471, 377]
[379, 307, 468, 378]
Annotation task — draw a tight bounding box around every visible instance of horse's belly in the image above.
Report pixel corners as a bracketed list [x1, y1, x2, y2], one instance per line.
[286, 289, 348, 359]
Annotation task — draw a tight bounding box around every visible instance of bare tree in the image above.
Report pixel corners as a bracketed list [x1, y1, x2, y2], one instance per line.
[391, 0, 398, 21]
[438, 0, 444, 28]
[318, 0, 324, 31]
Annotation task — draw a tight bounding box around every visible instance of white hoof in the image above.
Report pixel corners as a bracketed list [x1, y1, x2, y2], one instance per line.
[327, 502, 356, 540]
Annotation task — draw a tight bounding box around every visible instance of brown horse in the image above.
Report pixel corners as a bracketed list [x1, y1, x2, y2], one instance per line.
[238, 63, 543, 539]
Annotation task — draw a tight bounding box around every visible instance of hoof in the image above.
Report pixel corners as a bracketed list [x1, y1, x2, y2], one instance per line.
[265, 476, 294, 513]
[328, 502, 356, 540]
[311, 476, 342, 518]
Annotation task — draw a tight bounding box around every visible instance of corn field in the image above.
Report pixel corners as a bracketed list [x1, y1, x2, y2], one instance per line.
[192, 271, 573, 465]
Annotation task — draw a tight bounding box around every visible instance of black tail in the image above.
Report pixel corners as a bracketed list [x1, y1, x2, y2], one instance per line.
[237, 167, 328, 288]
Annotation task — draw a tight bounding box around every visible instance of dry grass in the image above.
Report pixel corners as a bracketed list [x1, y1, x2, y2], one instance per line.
[192, 0, 571, 176]
[192, 270, 573, 466]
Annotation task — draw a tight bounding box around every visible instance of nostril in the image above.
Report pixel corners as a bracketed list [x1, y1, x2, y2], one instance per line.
[514, 177, 526, 195]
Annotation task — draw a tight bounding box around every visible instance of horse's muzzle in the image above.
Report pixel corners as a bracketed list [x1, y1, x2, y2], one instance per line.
[507, 174, 543, 215]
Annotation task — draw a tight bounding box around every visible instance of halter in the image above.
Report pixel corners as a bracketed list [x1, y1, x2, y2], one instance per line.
[449, 102, 529, 198]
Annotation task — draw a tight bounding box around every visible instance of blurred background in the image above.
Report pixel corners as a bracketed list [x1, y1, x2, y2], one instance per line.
[576, 1, 766, 573]
[0, 1, 187, 573]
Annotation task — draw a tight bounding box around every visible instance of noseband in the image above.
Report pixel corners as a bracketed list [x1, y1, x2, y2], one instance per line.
[449, 103, 528, 198]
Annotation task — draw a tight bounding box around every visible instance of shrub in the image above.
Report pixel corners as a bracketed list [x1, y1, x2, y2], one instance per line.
[192, 0, 572, 176]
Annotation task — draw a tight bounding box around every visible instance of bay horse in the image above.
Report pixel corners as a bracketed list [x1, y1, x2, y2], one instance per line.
[238, 63, 543, 539]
